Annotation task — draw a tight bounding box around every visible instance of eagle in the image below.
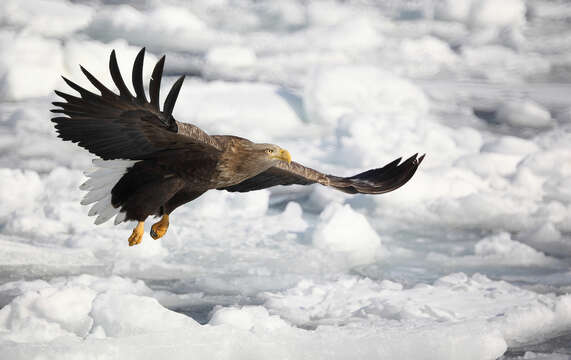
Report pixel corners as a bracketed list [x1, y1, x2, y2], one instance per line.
[52, 48, 424, 246]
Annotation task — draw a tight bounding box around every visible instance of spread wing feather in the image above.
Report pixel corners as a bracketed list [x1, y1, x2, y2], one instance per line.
[51, 48, 221, 161]
[221, 154, 424, 194]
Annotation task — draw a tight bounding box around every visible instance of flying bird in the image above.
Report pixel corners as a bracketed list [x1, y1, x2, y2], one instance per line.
[52, 48, 424, 246]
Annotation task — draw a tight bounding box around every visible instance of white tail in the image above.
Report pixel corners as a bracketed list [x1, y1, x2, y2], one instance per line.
[81, 159, 137, 225]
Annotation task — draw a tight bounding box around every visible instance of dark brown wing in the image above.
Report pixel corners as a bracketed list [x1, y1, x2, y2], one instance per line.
[51, 48, 221, 160]
[220, 154, 424, 194]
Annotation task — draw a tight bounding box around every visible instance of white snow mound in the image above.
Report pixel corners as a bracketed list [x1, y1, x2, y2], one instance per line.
[312, 203, 381, 265]
[304, 65, 429, 125]
[496, 99, 553, 129]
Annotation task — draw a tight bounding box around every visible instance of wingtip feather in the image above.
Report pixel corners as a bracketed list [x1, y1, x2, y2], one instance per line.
[163, 75, 185, 116]
[109, 49, 133, 98]
[149, 55, 166, 109]
[132, 47, 147, 103]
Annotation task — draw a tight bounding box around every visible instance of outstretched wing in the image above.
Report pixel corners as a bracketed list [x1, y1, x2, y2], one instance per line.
[220, 154, 424, 194]
[51, 48, 221, 161]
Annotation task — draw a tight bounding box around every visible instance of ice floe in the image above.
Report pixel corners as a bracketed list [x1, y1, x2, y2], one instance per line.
[1, 0, 571, 358]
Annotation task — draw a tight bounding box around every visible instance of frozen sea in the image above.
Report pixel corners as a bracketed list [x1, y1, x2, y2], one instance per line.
[1, 0, 571, 359]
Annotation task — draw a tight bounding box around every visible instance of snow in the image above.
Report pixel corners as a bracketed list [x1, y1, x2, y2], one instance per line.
[0, 0, 94, 37]
[0, 169, 43, 218]
[481, 136, 540, 155]
[176, 81, 303, 139]
[461, 46, 551, 81]
[1, 0, 571, 358]
[0, 32, 65, 100]
[304, 65, 429, 125]
[435, 0, 526, 29]
[312, 203, 381, 266]
[205, 45, 257, 74]
[84, 5, 215, 52]
[90, 292, 200, 337]
[209, 306, 288, 331]
[472, 232, 560, 267]
[497, 99, 554, 129]
[5, 272, 570, 360]
[469, 0, 527, 29]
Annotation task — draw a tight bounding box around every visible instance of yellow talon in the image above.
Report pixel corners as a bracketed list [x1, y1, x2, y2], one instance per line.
[128, 221, 145, 246]
[150, 214, 169, 240]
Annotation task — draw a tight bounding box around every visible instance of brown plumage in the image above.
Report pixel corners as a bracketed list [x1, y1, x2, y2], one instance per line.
[52, 48, 424, 246]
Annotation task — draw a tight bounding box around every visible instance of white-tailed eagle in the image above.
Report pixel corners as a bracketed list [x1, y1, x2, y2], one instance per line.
[52, 48, 424, 246]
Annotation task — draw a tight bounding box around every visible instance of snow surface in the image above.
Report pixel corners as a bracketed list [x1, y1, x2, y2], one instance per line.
[1, 0, 571, 359]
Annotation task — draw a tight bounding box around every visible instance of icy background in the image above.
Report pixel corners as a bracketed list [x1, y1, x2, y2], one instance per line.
[1, 0, 571, 359]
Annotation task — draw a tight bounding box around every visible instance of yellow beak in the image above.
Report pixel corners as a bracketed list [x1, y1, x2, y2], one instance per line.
[272, 149, 292, 164]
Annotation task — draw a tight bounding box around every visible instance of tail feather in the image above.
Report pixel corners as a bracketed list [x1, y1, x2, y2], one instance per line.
[81, 159, 137, 225]
[95, 203, 121, 225]
[114, 212, 127, 225]
[80, 186, 109, 205]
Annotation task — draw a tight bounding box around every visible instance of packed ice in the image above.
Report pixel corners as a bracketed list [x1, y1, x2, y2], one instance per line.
[1, 0, 571, 359]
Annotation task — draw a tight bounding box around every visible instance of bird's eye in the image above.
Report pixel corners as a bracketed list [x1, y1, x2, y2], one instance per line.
[265, 149, 274, 154]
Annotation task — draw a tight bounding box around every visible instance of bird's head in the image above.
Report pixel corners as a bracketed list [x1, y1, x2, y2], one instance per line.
[240, 142, 291, 168]
[231, 141, 292, 178]
[255, 143, 292, 165]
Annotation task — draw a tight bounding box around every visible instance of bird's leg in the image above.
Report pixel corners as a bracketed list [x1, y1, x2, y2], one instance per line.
[128, 221, 145, 246]
[150, 214, 169, 240]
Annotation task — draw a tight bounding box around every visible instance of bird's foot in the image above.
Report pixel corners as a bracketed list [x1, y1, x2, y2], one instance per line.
[150, 214, 169, 240]
[128, 221, 144, 246]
